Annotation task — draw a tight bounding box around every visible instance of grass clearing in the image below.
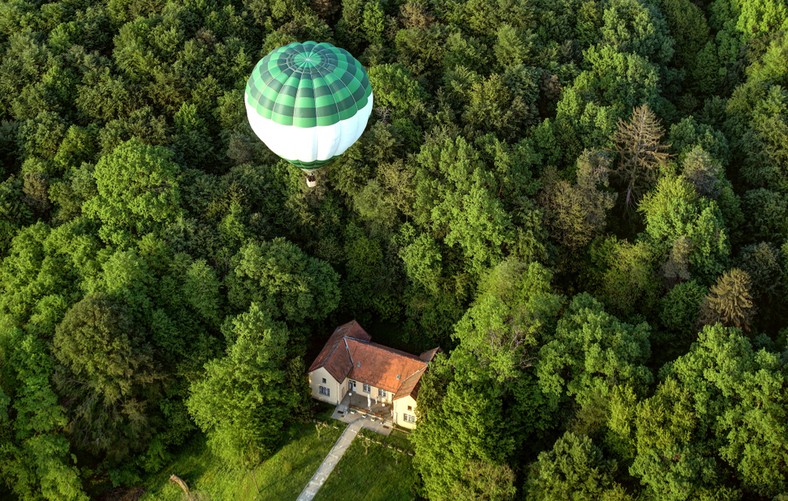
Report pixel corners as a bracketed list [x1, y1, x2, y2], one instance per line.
[313, 428, 418, 501]
[380, 429, 414, 451]
[140, 421, 343, 501]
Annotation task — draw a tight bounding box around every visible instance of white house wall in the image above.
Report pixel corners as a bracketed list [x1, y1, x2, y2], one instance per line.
[393, 396, 418, 429]
[344, 379, 394, 404]
[308, 367, 343, 405]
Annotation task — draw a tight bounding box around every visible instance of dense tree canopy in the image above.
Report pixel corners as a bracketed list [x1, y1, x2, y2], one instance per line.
[0, 0, 785, 498]
[186, 303, 302, 466]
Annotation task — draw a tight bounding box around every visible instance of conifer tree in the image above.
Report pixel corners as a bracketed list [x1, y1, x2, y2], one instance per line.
[613, 105, 670, 208]
[700, 268, 756, 331]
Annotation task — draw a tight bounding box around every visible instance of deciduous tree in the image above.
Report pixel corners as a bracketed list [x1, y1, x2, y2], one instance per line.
[537, 293, 652, 429]
[639, 174, 730, 281]
[539, 150, 616, 252]
[53, 294, 161, 462]
[226, 238, 340, 323]
[186, 304, 300, 466]
[630, 325, 787, 498]
[524, 432, 631, 501]
[82, 139, 183, 246]
[0, 332, 87, 501]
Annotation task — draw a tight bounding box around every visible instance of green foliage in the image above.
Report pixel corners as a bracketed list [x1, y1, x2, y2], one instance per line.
[341, 222, 400, 319]
[413, 135, 515, 276]
[53, 125, 99, 174]
[0, 176, 33, 254]
[186, 304, 300, 466]
[368, 63, 428, 119]
[554, 46, 661, 160]
[680, 147, 724, 200]
[53, 294, 161, 463]
[628, 377, 732, 500]
[494, 24, 534, 70]
[659, 280, 707, 334]
[412, 260, 563, 499]
[0, 333, 87, 501]
[226, 238, 340, 323]
[539, 150, 616, 251]
[537, 293, 652, 429]
[600, 0, 674, 64]
[590, 236, 660, 317]
[734, 0, 787, 44]
[524, 432, 631, 501]
[181, 259, 222, 326]
[657, 0, 708, 66]
[639, 174, 730, 281]
[0, 221, 96, 327]
[412, 377, 516, 501]
[0, 0, 785, 497]
[451, 260, 563, 382]
[668, 117, 729, 164]
[727, 83, 787, 202]
[741, 188, 788, 242]
[630, 325, 787, 498]
[83, 139, 183, 245]
[739, 242, 784, 307]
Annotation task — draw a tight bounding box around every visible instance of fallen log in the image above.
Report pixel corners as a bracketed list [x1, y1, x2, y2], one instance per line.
[169, 474, 194, 500]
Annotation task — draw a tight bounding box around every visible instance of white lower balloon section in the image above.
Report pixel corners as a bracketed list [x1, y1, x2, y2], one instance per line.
[245, 93, 374, 164]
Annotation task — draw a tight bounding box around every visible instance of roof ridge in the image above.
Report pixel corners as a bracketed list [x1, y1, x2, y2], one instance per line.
[307, 332, 341, 372]
[352, 339, 426, 362]
[397, 365, 426, 388]
[343, 336, 353, 364]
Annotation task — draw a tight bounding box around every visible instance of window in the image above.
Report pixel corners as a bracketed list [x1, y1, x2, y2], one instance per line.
[319, 386, 330, 397]
[403, 413, 416, 423]
[363, 383, 371, 393]
[349, 380, 356, 390]
[378, 389, 387, 398]
[321, 377, 326, 384]
[407, 405, 413, 411]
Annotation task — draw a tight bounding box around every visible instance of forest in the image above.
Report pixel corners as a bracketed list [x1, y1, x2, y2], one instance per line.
[0, 0, 786, 499]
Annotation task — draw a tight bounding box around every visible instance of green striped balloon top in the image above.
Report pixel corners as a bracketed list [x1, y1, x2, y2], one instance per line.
[245, 41, 372, 128]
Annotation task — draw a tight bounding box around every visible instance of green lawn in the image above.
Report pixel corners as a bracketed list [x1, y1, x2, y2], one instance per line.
[313, 429, 419, 501]
[140, 421, 343, 501]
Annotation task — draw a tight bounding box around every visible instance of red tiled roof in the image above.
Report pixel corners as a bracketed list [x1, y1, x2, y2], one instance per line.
[394, 348, 441, 400]
[308, 320, 370, 382]
[392, 367, 425, 400]
[345, 339, 427, 393]
[308, 321, 437, 398]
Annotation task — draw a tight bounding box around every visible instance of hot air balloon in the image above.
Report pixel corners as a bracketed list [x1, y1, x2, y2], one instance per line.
[245, 41, 373, 187]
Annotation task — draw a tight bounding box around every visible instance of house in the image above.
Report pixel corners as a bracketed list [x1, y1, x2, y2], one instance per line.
[307, 320, 439, 429]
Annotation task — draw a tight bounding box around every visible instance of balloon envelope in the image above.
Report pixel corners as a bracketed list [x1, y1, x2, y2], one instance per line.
[245, 41, 373, 170]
